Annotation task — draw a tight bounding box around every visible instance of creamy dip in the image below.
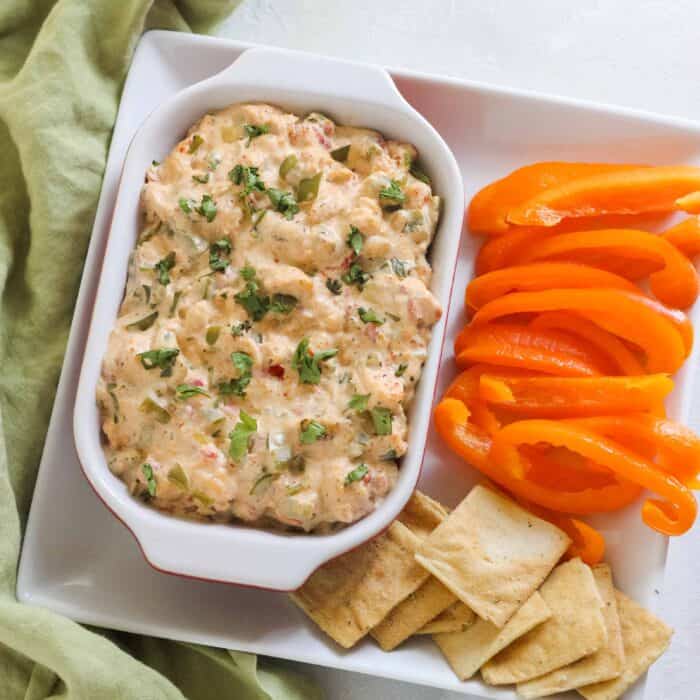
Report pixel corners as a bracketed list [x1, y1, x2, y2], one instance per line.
[97, 103, 441, 531]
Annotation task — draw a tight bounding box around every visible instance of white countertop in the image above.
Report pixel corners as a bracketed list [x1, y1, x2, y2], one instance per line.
[217, 3, 700, 698]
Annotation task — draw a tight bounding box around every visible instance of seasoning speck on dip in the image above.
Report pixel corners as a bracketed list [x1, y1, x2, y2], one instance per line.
[97, 103, 442, 532]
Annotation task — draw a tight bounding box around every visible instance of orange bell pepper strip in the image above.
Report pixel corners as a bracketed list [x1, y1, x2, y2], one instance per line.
[476, 373, 673, 417]
[663, 217, 700, 258]
[454, 322, 610, 377]
[530, 312, 645, 376]
[472, 288, 689, 373]
[676, 190, 700, 214]
[518, 229, 699, 309]
[467, 162, 646, 234]
[465, 262, 638, 311]
[507, 165, 700, 227]
[491, 419, 698, 535]
[475, 229, 544, 275]
[568, 415, 700, 488]
[446, 364, 540, 405]
[434, 398, 642, 514]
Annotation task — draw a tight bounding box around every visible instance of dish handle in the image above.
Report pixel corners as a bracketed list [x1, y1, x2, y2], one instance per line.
[207, 46, 408, 110]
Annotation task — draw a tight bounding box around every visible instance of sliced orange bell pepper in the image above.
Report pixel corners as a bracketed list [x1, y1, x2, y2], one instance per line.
[518, 229, 699, 309]
[531, 312, 645, 376]
[465, 262, 638, 310]
[454, 322, 610, 376]
[676, 191, 700, 214]
[468, 162, 645, 234]
[663, 217, 700, 258]
[476, 373, 673, 417]
[434, 398, 642, 514]
[491, 419, 697, 535]
[507, 166, 700, 227]
[472, 288, 689, 373]
[446, 364, 541, 405]
[568, 414, 700, 488]
[475, 229, 544, 275]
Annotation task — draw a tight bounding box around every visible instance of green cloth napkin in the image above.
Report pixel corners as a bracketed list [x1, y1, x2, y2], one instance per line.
[0, 2, 321, 699]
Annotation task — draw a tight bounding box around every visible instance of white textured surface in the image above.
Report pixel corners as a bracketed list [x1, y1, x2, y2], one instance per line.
[217, 2, 700, 699]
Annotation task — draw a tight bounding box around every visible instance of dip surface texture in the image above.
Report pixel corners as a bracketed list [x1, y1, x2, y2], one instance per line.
[97, 103, 441, 531]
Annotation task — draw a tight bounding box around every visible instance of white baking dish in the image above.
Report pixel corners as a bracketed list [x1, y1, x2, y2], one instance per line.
[73, 46, 464, 590]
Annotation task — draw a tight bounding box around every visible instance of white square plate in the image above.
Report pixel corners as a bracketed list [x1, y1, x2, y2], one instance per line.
[18, 30, 700, 699]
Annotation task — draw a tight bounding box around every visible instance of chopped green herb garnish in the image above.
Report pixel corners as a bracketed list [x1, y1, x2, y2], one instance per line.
[154, 251, 176, 286]
[235, 275, 269, 321]
[205, 325, 221, 345]
[279, 154, 298, 179]
[179, 197, 194, 214]
[139, 397, 171, 424]
[218, 351, 253, 397]
[209, 237, 231, 272]
[142, 463, 157, 497]
[229, 410, 257, 461]
[395, 363, 408, 377]
[378, 179, 406, 208]
[192, 173, 210, 184]
[176, 384, 210, 400]
[390, 258, 409, 278]
[330, 144, 350, 162]
[358, 307, 384, 325]
[232, 320, 252, 336]
[409, 161, 431, 185]
[347, 393, 370, 412]
[325, 278, 343, 295]
[370, 406, 393, 435]
[292, 337, 338, 385]
[137, 347, 180, 376]
[196, 194, 217, 222]
[380, 448, 398, 461]
[267, 187, 299, 219]
[188, 134, 203, 153]
[127, 311, 159, 331]
[345, 463, 368, 485]
[229, 164, 266, 195]
[240, 266, 256, 281]
[346, 225, 364, 256]
[243, 123, 270, 145]
[297, 172, 322, 202]
[270, 293, 298, 314]
[342, 262, 370, 289]
[300, 419, 327, 444]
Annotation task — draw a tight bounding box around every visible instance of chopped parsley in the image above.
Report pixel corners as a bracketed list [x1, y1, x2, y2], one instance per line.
[325, 278, 343, 295]
[142, 463, 157, 497]
[330, 144, 350, 162]
[390, 258, 409, 278]
[209, 238, 231, 272]
[342, 262, 370, 289]
[395, 363, 408, 377]
[188, 134, 203, 153]
[358, 307, 384, 325]
[270, 293, 298, 314]
[345, 463, 368, 485]
[370, 406, 393, 435]
[179, 197, 194, 214]
[347, 393, 370, 412]
[218, 351, 253, 397]
[300, 419, 327, 444]
[137, 347, 180, 377]
[154, 251, 176, 285]
[192, 173, 210, 184]
[229, 411, 257, 462]
[229, 164, 266, 195]
[243, 123, 270, 145]
[346, 225, 364, 256]
[176, 384, 210, 400]
[196, 194, 217, 222]
[231, 320, 252, 336]
[127, 310, 159, 331]
[292, 337, 338, 385]
[378, 179, 406, 208]
[234, 269, 269, 321]
[267, 188, 299, 219]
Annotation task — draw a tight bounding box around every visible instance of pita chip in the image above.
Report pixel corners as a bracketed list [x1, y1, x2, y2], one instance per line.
[291, 520, 430, 648]
[577, 590, 673, 700]
[482, 558, 607, 685]
[517, 563, 624, 697]
[417, 601, 476, 635]
[434, 591, 551, 680]
[415, 485, 570, 627]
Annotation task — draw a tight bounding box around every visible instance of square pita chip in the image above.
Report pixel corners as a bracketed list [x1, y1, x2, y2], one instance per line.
[290, 520, 430, 648]
[417, 601, 476, 635]
[577, 590, 673, 700]
[482, 558, 607, 685]
[517, 563, 625, 697]
[397, 489, 450, 538]
[434, 591, 550, 680]
[415, 485, 571, 627]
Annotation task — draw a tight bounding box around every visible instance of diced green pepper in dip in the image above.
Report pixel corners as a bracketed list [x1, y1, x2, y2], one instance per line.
[97, 103, 441, 532]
